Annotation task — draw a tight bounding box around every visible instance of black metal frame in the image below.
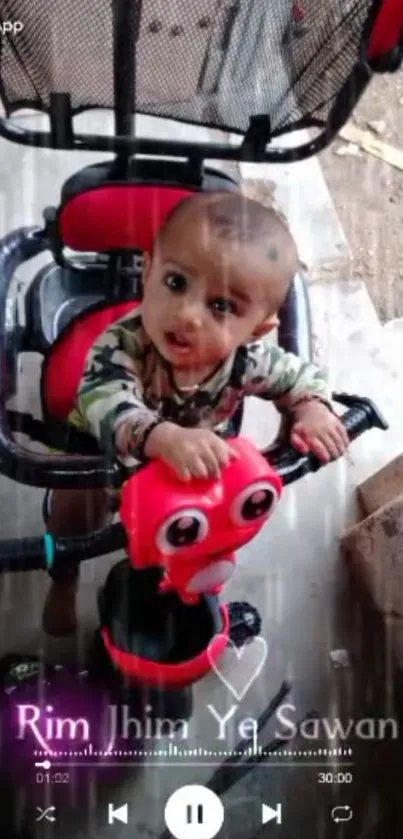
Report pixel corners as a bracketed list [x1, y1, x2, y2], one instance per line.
[0, 0, 380, 169]
[1, 0, 402, 165]
[112, 0, 138, 143]
[0, 55, 373, 163]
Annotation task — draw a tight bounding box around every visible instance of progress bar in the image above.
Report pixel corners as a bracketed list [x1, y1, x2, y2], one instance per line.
[35, 760, 354, 769]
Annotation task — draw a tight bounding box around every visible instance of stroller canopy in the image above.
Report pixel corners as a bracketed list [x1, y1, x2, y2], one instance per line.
[0, 0, 402, 157]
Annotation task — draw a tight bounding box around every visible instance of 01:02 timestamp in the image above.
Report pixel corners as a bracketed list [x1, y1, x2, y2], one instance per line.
[317, 772, 353, 784]
[36, 772, 70, 784]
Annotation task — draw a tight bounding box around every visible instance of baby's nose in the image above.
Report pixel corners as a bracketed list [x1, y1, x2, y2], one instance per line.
[178, 303, 203, 330]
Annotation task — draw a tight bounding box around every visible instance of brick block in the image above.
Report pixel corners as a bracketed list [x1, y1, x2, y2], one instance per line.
[357, 454, 403, 517]
[341, 493, 403, 617]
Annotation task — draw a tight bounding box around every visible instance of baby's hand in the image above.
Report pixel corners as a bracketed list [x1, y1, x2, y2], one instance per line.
[290, 400, 349, 463]
[144, 422, 239, 481]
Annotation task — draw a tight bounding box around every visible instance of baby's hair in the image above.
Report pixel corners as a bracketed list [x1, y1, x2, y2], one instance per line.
[203, 193, 285, 254]
[157, 191, 296, 269]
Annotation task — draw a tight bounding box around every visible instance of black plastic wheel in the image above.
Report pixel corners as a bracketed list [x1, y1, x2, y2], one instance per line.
[227, 601, 261, 647]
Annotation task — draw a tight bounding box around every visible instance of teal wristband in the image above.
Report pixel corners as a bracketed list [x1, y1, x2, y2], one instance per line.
[43, 532, 55, 569]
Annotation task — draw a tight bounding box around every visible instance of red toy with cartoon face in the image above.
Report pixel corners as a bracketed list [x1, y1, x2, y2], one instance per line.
[120, 437, 282, 603]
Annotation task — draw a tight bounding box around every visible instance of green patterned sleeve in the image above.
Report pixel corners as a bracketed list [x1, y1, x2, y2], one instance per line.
[76, 313, 160, 456]
[242, 338, 332, 412]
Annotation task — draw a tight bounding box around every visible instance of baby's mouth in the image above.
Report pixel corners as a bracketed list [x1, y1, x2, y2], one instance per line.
[165, 331, 193, 351]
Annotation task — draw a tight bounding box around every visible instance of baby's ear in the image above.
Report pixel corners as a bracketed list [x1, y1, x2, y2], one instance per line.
[251, 313, 280, 339]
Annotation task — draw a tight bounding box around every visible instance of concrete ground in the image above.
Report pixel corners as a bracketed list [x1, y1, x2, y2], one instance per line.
[0, 111, 402, 838]
[320, 72, 403, 323]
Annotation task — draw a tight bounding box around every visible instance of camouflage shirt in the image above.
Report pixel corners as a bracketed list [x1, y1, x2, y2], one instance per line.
[74, 307, 331, 465]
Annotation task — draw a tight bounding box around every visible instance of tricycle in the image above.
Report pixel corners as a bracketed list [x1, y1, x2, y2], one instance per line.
[0, 0, 401, 770]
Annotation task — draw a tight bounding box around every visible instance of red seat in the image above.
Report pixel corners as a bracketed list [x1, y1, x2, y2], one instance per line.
[42, 300, 140, 420]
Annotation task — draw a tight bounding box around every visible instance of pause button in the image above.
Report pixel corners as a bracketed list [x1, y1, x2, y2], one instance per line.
[165, 785, 224, 839]
[187, 802, 204, 824]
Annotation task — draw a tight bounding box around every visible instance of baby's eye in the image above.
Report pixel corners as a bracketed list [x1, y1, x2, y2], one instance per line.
[210, 297, 237, 316]
[164, 273, 188, 293]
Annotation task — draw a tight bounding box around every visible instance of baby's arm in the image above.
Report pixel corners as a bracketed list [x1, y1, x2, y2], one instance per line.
[242, 341, 349, 461]
[77, 318, 162, 460]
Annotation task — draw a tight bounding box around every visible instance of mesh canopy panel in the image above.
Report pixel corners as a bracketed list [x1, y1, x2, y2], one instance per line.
[0, 0, 376, 136]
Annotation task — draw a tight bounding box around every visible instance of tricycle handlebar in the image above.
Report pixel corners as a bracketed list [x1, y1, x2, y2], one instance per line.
[0, 392, 387, 574]
[268, 392, 387, 485]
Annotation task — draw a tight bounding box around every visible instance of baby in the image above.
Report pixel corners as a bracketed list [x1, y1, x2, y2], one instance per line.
[43, 191, 349, 635]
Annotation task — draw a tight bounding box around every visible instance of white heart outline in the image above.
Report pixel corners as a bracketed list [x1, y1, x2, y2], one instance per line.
[207, 634, 268, 701]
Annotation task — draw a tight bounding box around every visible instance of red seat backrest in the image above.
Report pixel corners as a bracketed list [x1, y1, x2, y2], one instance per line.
[58, 184, 193, 253]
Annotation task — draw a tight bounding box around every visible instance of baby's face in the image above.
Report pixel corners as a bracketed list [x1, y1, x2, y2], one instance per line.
[141, 217, 284, 370]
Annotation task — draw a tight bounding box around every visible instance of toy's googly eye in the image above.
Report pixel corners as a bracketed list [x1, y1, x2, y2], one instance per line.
[230, 480, 279, 525]
[156, 508, 209, 554]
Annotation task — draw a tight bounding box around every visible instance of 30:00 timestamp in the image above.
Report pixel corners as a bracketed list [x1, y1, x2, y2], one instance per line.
[317, 772, 353, 784]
